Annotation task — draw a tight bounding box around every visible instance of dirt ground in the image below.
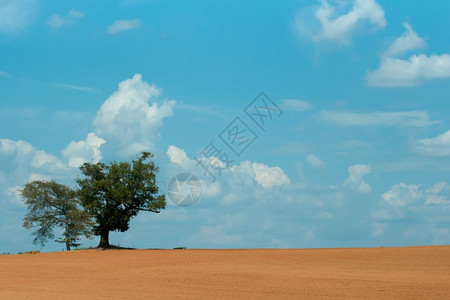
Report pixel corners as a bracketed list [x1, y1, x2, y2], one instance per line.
[0, 246, 449, 299]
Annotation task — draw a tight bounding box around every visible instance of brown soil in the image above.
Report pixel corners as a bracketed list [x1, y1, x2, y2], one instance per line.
[1, 246, 449, 299]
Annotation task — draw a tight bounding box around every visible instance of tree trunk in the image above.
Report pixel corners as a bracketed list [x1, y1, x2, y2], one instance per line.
[98, 229, 110, 248]
[65, 216, 71, 251]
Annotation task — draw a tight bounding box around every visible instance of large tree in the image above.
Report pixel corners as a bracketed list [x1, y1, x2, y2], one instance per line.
[77, 152, 166, 248]
[21, 181, 93, 251]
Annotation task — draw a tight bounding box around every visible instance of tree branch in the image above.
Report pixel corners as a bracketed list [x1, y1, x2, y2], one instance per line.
[138, 208, 161, 213]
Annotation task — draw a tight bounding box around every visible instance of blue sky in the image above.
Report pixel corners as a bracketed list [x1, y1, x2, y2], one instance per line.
[1, 0, 449, 252]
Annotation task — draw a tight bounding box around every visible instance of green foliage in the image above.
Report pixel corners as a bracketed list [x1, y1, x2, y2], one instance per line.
[77, 152, 166, 247]
[21, 181, 93, 251]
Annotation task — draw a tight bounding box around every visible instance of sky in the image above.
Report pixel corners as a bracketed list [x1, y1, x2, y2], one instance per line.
[1, 0, 449, 253]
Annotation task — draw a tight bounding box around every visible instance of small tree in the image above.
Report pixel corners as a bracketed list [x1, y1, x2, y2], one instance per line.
[21, 181, 93, 251]
[77, 152, 166, 248]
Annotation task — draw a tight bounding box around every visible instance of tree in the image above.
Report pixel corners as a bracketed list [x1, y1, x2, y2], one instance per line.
[21, 181, 93, 251]
[77, 152, 166, 248]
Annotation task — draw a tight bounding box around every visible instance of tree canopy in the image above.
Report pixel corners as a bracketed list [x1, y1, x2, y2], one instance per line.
[21, 181, 92, 251]
[77, 152, 166, 248]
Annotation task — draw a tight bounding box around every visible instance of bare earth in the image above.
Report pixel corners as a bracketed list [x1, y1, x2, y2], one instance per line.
[1, 246, 449, 299]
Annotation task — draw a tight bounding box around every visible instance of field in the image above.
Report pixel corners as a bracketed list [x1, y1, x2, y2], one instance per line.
[1, 246, 449, 299]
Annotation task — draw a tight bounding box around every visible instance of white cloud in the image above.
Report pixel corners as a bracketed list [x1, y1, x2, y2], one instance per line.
[62, 132, 106, 168]
[0, 138, 71, 206]
[371, 222, 387, 237]
[46, 15, 65, 28]
[425, 182, 449, 205]
[185, 222, 246, 247]
[5, 186, 23, 206]
[46, 10, 84, 29]
[51, 82, 98, 92]
[69, 10, 83, 18]
[28, 173, 52, 182]
[0, 0, 37, 34]
[167, 145, 196, 170]
[306, 154, 324, 168]
[296, 0, 386, 45]
[108, 19, 140, 34]
[31, 150, 63, 170]
[426, 182, 446, 195]
[0, 139, 66, 174]
[373, 183, 423, 220]
[366, 54, 450, 87]
[0, 70, 11, 77]
[252, 162, 290, 189]
[165, 144, 290, 190]
[93, 74, 175, 156]
[0, 139, 31, 155]
[321, 110, 439, 127]
[0, 74, 175, 208]
[425, 194, 449, 205]
[382, 183, 421, 208]
[430, 227, 450, 245]
[383, 22, 426, 58]
[343, 164, 371, 193]
[412, 130, 450, 157]
[280, 99, 312, 111]
[371, 182, 450, 242]
[366, 23, 450, 87]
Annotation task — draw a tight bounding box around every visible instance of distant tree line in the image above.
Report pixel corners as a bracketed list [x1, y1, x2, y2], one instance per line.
[21, 152, 166, 250]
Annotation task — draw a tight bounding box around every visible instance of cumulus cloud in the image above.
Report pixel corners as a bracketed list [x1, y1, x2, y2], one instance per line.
[28, 173, 52, 182]
[383, 22, 426, 58]
[46, 10, 84, 28]
[0, 139, 30, 155]
[372, 182, 450, 222]
[107, 19, 140, 34]
[32, 150, 64, 170]
[296, 0, 386, 45]
[0, 138, 70, 206]
[93, 74, 175, 156]
[5, 186, 23, 206]
[343, 164, 371, 193]
[280, 99, 312, 111]
[382, 183, 422, 208]
[167, 145, 196, 170]
[214, 160, 291, 190]
[411, 130, 450, 157]
[321, 110, 439, 127]
[0, 139, 65, 174]
[366, 23, 450, 87]
[0, 139, 66, 173]
[0, 0, 37, 34]
[372, 181, 449, 220]
[425, 182, 450, 205]
[306, 154, 324, 168]
[0, 74, 176, 209]
[372, 183, 423, 220]
[251, 162, 291, 189]
[371, 181, 450, 241]
[366, 54, 450, 87]
[62, 132, 105, 168]
[166, 145, 290, 190]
